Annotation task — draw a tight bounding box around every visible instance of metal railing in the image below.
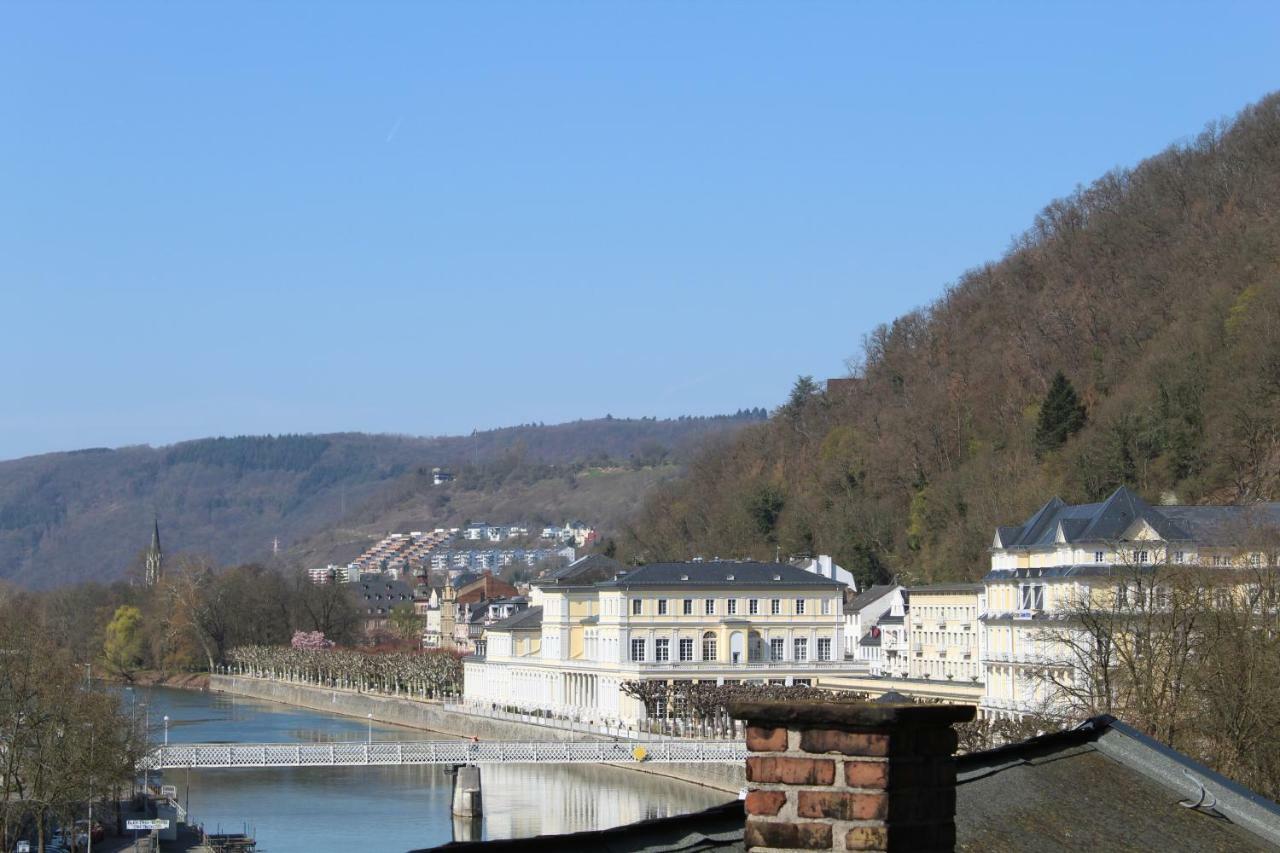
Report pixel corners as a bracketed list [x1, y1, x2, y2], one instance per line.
[138, 740, 747, 769]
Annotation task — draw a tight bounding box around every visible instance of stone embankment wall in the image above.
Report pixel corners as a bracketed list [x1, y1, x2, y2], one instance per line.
[210, 674, 745, 794]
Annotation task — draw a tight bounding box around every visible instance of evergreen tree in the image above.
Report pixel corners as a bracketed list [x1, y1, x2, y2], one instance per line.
[1034, 371, 1088, 458]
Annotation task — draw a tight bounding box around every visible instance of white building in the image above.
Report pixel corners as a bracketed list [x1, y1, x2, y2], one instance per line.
[466, 557, 857, 724]
[843, 584, 902, 661]
[793, 554, 857, 590]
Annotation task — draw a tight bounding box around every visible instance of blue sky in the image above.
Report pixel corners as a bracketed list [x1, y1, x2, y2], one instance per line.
[2, 2, 1278, 461]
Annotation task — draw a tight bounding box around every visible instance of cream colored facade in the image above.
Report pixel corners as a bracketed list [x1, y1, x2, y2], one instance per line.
[981, 486, 1280, 719]
[464, 560, 859, 725]
[905, 585, 984, 683]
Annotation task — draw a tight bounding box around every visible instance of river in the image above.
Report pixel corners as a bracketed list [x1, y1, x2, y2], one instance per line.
[124, 685, 730, 852]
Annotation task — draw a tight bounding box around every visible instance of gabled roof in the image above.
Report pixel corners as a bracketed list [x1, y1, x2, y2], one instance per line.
[598, 561, 842, 590]
[995, 487, 1202, 549]
[486, 606, 542, 632]
[846, 584, 899, 613]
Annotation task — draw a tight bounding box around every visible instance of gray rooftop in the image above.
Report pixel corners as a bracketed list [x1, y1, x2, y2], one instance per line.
[994, 486, 1280, 550]
[486, 606, 543, 632]
[534, 554, 624, 588]
[599, 561, 843, 590]
[846, 584, 898, 612]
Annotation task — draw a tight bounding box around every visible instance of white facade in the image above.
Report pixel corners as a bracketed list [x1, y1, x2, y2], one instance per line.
[464, 561, 861, 725]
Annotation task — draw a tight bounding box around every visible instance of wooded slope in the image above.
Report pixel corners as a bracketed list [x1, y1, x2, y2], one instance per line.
[0, 413, 761, 588]
[622, 94, 1280, 586]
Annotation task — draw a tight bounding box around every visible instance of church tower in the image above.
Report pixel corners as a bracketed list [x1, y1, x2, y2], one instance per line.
[144, 517, 163, 586]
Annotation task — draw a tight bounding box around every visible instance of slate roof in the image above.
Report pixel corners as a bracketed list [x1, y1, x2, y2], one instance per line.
[418, 716, 1280, 852]
[598, 561, 843, 590]
[535, 554, 624, 587]
[846, 584, 899, 613]
[994, 486, 1280, 551]
[347, 578, 414, 604]
[486, 606, 543, 632]
[859, 631, 881, 647]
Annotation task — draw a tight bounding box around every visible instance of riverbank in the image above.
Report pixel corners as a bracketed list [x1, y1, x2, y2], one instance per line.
[106, 670, 212, 690]
[210, 674, 744, 794]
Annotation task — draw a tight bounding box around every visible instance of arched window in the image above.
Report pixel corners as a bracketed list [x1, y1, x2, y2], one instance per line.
[702, 631, 718, 661]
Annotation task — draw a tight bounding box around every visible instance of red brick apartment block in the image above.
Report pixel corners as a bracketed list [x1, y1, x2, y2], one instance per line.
[729, 699, 975, 853]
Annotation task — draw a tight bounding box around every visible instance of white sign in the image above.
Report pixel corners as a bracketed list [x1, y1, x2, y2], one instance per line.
[17, 841, 30, 853]
[127, 819, 171, 830]
[160, 784, 178, 798]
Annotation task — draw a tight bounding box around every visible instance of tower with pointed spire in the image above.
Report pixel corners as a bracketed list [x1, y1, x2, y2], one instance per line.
[144, 516, 163, 586]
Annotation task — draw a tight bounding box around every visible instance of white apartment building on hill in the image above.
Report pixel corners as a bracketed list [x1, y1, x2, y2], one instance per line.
[465, 556, 856, 724]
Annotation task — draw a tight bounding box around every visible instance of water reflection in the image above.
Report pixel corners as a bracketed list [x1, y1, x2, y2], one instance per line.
[129, 686, 729, 852]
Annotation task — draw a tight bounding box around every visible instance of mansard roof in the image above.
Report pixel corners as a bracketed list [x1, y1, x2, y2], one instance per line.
[995, 487, 1194, 549]
[599, 560, 843, 590]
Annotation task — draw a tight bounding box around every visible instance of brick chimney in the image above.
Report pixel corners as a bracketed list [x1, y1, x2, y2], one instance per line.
[729, 699, 975, 852]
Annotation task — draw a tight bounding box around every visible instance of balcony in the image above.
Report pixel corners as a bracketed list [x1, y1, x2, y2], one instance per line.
[631, 659, 853, 672]
[982, 651, 1052, 665]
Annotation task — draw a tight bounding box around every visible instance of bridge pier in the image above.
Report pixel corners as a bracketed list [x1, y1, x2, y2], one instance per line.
[451, 765, 483, 819]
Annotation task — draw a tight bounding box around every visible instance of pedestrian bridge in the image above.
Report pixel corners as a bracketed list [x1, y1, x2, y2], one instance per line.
[139, 740, 747, 770]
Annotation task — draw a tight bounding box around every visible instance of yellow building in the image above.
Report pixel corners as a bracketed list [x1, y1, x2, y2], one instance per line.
[905, 583, 984, 683]
[982, 485, 1280, 718]
[465, 557, 855, 724]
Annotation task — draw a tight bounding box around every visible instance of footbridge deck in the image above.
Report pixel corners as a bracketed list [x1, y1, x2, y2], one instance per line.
[140, 740, 747, 769]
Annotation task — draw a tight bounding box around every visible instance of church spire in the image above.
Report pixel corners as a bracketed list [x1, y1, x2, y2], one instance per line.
[145, 516, 163, 586]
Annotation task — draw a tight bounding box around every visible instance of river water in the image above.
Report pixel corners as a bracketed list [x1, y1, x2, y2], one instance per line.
[125, 685, 729, 852]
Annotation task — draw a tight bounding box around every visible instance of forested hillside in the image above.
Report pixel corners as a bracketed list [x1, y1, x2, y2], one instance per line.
[0, 412, 762, 588]
[622, 93, 1280, 587]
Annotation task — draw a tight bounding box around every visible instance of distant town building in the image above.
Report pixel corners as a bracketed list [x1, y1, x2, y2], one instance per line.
[431, 467, 454, 485]
[346, 576, 415, 637]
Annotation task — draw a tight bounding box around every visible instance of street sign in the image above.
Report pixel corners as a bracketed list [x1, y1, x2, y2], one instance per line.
[17, 841, 30, 852]
[127, 819, 171, 830]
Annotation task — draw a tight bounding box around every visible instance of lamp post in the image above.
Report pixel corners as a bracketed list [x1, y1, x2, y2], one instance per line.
[163, 715, 170, 747]
[367, 713, 373, 744]
[139, 703, 149, 795]
[86, 722, 95, 853]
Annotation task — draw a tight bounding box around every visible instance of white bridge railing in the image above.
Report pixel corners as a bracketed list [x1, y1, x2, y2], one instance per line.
[139, 740, 747, 770]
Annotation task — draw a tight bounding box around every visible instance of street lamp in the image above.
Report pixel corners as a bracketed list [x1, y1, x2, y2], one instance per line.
[138, 703, 149, 795]
[163, 715, 170, 747]
[86, 722, 95, 853]
[367, 713, 373, 744]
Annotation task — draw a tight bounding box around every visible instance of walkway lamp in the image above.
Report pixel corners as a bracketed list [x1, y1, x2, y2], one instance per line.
[367, 712, 373, 744]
